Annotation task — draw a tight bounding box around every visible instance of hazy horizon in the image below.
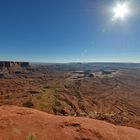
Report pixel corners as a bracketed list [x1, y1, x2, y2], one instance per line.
[1, 60, 140, 64]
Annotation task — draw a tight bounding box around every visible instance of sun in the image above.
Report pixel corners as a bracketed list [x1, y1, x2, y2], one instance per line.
[112, 2, 129, 20]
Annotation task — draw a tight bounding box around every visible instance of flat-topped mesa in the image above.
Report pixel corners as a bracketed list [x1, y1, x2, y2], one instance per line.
[0, 61, 30, 68]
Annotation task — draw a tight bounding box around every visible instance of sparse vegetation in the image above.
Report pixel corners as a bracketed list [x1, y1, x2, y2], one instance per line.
[88, 111, 99, 118]
[26, 133, 37, 140]
[23, 100, 34, 108]
[32, 87, 58, 113]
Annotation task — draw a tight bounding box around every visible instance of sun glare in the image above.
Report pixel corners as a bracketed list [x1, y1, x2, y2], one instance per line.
[112, 2, 129, 20]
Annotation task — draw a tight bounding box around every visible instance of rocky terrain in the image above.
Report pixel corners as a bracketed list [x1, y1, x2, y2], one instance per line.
[0, 61, 30, 77]
[0, 61, 29, 68]
[0, 62, 140, 132]
[0, 105, 140, 140]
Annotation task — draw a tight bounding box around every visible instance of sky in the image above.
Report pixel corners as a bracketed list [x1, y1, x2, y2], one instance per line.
[0, 0, 140, 63]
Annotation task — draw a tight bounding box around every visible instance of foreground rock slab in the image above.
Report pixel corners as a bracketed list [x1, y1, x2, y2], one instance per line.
[0, 106, 139, 140]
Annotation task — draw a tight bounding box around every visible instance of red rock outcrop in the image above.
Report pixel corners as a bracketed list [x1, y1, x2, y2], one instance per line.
[0, 105, 139, 140]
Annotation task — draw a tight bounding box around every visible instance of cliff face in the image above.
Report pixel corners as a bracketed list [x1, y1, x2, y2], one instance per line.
[0, 61, 29, 68]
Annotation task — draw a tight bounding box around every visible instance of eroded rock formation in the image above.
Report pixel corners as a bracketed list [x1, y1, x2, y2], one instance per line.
[0, 61, 29, 68]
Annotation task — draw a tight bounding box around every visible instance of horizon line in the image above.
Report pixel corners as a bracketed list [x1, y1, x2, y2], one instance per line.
[0, 60, 140, 64]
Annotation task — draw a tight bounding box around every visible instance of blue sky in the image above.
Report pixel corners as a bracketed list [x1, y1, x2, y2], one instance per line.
[0, 0, 140, 62]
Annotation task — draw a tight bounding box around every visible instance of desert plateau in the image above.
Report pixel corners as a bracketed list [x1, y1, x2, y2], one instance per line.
[0, 62, 140, 139]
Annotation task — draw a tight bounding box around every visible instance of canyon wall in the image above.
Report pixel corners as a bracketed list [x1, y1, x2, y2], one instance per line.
[0, 61, 30, 68]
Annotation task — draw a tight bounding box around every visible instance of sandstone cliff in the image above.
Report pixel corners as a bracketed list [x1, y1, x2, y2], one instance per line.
[0, 61, 29, 68]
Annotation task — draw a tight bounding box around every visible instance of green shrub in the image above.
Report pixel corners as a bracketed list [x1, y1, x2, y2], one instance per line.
[26, 133, 37, 140]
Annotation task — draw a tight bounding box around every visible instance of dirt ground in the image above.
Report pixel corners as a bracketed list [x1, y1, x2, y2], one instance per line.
[0, 65, 140, 129]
